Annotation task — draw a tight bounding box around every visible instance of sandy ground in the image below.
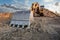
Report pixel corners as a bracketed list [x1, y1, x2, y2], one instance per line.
[0, 17, 60, 40]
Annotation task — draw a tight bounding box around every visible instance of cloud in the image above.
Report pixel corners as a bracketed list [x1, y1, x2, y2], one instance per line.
[55, 2, 60, 6]
[13, 0, 17, 3]
[13, 0, 24, 4]
[25, 0, 29, 5]
[43, 0, 54, 2]
[11, 0, 29, 9]
[45, 2, 60, 13]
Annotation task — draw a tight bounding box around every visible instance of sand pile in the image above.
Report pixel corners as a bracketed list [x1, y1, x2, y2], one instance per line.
[0, 17, 60, 40]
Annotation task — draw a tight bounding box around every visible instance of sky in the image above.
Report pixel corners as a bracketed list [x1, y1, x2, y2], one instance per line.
[0, 0, 60, 6]
[0, 0, 60, 13]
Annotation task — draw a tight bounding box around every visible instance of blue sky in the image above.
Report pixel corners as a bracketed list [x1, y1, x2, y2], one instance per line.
[0, 0, 60, 13]
[0, 0, 60, 6]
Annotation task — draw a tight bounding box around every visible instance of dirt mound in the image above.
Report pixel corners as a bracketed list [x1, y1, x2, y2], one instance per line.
[0, 17, 60, 40]
[34, 6, 60, 17]
[40, 8, 58, 17]
[0, 12, 13, 24]
[0, 27, 59, 40]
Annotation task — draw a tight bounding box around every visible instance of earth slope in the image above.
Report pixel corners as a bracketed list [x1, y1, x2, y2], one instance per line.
[0, 17, 60, 40]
